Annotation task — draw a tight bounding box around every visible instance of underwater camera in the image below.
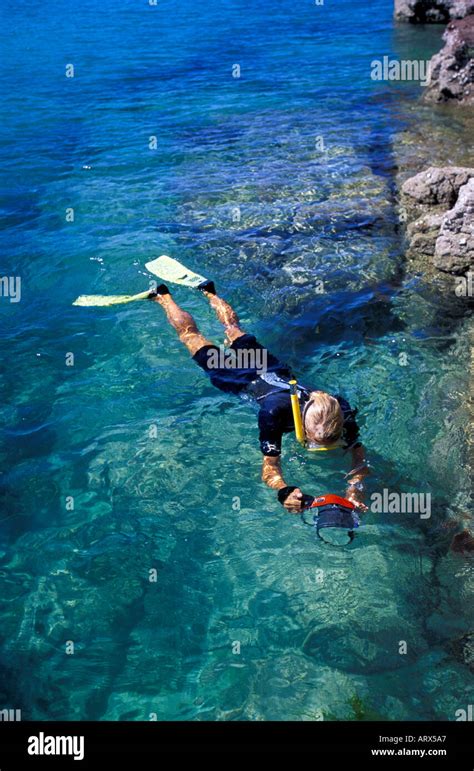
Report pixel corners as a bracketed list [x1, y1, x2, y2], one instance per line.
[301, 494, 361, 547]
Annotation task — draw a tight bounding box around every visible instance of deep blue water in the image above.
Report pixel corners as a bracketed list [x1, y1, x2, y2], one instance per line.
[0, 0, 472, 720]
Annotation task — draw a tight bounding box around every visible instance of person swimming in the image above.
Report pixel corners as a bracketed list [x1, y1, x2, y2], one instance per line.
[149, 279, 369, 514]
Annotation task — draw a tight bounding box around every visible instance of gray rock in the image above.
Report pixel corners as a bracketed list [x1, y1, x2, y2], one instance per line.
[407, 212, 445, 255]
[401, 166, 474, 273]
[402, 166, 474, 206]
[424, 16, 474, 104]
[394, 0, 474, 22]
[434, 178, 474, 272]
[407, 212, 445, 237]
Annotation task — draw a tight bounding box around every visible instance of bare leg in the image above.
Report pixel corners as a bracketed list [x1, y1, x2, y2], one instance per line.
[152, 293, 212, 356]
[201, 290, 245, 345]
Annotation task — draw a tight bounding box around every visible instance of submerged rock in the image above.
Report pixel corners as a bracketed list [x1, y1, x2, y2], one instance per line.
[394, 0, 474, 23]
[450, 530, 474, 553]
[407, 212, 445, 256]
[424, 16, 474, 104]
[448, 631, 474, 672]
[401, 166, 474, 273]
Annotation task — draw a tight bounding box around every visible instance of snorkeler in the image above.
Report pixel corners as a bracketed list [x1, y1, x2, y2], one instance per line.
[147, 265, 369, 515]
[73, 255, 370, 518]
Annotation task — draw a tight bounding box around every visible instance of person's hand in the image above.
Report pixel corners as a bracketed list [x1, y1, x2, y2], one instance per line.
[283, 487, 306, 513]
[346, 489, 368, 512]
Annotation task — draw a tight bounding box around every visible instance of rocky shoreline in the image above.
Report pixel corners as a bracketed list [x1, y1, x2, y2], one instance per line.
[394, 2, 474, 281]
[393, 2, 473, 668]
[424, 16, 474, 105]
[393, 9, 473, 545]
[395, 0, 474, 23]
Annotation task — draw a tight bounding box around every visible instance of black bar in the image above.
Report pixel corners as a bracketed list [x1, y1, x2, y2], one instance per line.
[0, 721, 471, 765]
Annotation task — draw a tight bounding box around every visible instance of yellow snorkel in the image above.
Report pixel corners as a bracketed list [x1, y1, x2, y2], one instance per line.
[289, 379, 343, 452]
[289, 380, 305, 444]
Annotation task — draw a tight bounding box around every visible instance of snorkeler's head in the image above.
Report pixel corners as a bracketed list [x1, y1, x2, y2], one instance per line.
[302, 391, 343, 450]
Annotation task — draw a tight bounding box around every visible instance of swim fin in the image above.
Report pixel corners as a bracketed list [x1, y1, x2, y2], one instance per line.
[73, 290, 151, 307]
[73, 256, 212, 307]
[145, 255, 209, 290]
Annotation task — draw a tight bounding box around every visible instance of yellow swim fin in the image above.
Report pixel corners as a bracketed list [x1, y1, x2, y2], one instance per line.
[73, 290, 151, 307]
[74, 256, 209, 307]
[145, 255, 207, 289]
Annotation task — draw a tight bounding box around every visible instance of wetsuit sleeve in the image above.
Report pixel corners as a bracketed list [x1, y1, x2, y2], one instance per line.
[258, 405, 284, 456]
[336, 395, 362, 449]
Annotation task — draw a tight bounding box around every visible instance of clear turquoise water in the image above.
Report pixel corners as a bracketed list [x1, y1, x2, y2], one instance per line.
[0, 0, 472, 720]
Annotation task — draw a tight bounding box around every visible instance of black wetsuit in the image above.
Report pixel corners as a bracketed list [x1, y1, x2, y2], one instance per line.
[193, 333, 361, 456]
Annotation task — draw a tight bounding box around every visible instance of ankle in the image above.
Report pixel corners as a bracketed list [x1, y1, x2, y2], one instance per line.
[152, 292, 172, 306]
[198, 279, 216, 295]
[149, 283, 171, 303]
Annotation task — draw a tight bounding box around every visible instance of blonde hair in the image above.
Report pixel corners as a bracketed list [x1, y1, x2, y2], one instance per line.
[303, 391, 343, 443]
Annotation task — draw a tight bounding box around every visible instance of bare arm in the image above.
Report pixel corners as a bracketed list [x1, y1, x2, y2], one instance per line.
[261, 455, 287, 490]
[261, 456, 306, 513]
[344, 444, 370, 510]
